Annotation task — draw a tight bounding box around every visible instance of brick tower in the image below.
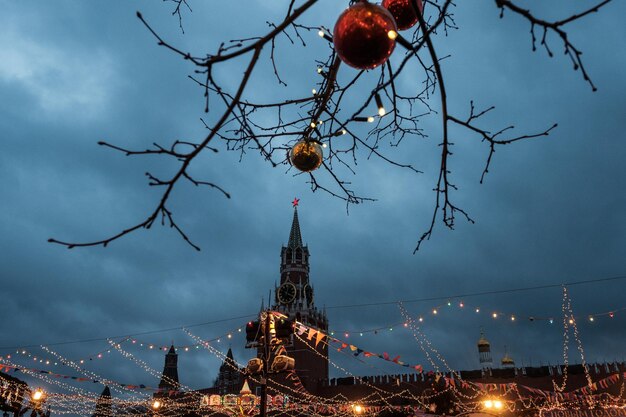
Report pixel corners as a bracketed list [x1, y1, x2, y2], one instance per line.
[158, 345, 180, 393]
[214, 347, 242, 394]
[271, 200, 329, 391]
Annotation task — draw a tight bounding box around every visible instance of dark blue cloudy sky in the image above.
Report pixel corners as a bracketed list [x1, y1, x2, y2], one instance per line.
[1, 0, 625, 401]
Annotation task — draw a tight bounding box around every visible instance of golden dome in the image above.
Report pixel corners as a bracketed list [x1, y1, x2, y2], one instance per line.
[477, 333, 490, 348]
[501, 353, 515, 366]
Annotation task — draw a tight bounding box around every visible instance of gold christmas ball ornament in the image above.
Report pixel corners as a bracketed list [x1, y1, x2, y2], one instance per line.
[289, 140, 323, 172]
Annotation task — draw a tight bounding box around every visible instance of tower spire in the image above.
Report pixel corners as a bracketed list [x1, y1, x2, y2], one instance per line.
[214, 347, 240, 394]
[288, 202, 303, 248]
[158, 345, 180, 393]
[92, 386, 111, 417]
[280, 199, 310, 287]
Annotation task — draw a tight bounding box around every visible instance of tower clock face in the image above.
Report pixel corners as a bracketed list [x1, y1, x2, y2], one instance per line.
[278, 282, 297, 304]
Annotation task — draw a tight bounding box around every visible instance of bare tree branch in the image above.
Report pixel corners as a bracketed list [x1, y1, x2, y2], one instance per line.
[48, 0, 612, 252]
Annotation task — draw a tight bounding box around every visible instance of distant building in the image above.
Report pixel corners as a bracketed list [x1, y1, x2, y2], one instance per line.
[501, 347, 515, 369]
[158, 345, 180, 393]
[213, 348, 240, 395]
[92, 386, 111, 417]
[269, 204, 329, 391]
[478, 331, 493, 369]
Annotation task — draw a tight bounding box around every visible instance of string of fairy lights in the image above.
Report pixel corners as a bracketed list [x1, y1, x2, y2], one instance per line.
[3, 274, 625, 353]
[5, 298, 624, 371]
[2, 280, 626, 416]
[1, 337, 624, 417]
[3, 302, 620, 396]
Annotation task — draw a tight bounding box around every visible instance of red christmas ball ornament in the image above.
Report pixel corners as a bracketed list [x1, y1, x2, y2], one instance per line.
[333, 1, 398, 70]
[382, 0, 423, 31]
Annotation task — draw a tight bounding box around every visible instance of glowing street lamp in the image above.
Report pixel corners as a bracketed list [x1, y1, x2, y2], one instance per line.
[152, 400, 162, 410]
[31, 389, 45, 402]
[482, 398, 504, 412]
[352, 404, 364, 414]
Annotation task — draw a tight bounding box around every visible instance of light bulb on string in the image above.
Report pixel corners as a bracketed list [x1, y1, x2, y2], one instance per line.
[375, 93, 386, 116]
[318, 28, 333, 43]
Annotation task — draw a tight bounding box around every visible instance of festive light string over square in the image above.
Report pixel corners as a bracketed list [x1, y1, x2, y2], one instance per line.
[2, 312, 626, 416]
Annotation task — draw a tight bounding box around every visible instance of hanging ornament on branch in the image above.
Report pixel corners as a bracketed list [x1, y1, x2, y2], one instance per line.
[333, 1, 398, 70]
[382, 0, 423, 31]
[289, 139, 324, 172]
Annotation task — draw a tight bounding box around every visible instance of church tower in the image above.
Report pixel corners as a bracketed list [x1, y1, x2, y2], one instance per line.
[272, 200, 329, 391]
[214, 347, 241, 395]
[92, 386, 111, 417]
[158, 345, 180, 393]
[477, 331, 493, 369]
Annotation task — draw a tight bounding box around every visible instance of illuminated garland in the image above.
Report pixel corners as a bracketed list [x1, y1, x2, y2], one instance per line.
[40, 346, 143, 400]
[0, 363, 198, 393]
[3, 292, 625, 417]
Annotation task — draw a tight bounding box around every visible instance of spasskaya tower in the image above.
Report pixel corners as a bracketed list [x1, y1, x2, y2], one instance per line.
[272, 199, 329, 391]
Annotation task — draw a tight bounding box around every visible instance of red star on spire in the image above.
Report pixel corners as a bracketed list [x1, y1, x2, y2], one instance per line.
[292, 198, 300, 207]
